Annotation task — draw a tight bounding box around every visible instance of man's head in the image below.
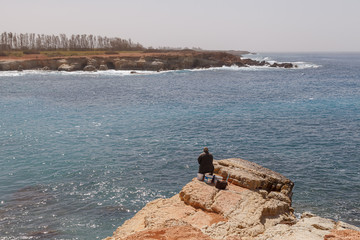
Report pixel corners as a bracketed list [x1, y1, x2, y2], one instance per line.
[203, 147, 209, 153]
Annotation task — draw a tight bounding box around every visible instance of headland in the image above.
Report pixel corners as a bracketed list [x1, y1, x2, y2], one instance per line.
[0, 50, 295, 72]
[104, 158, 360, 240]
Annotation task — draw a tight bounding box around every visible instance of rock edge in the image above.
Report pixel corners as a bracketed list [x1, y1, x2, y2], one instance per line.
[0, 51, 296, 71]
[103, 158, 359, 240]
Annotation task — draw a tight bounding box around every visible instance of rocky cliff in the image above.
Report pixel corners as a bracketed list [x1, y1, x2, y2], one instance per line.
[104, 158, 359, 240]
[0, 51, 295, 72]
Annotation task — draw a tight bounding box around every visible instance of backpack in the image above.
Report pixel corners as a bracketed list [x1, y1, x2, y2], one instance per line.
[215, 180, 228, 190]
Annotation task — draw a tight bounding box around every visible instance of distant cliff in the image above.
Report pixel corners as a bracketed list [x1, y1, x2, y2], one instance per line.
[0, 50, 295, 72]
[104, 158, 359, 240]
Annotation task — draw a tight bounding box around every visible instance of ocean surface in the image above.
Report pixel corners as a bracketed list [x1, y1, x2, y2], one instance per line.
[0, 53, 359, 239]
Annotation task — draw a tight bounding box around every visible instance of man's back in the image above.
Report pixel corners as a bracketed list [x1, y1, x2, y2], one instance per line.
[198, 151, 214, 174]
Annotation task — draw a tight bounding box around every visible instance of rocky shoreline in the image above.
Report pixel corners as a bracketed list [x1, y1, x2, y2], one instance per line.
[104, 158, 359, 240]
[0, 51, 295, 72]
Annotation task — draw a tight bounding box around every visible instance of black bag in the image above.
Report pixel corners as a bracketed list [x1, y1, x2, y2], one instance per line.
[215, 180, 228, 190]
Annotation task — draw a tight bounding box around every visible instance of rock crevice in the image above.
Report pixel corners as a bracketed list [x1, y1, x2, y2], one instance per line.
[104, 158, 359, 240]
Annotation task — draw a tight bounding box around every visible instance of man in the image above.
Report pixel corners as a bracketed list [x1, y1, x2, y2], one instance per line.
[198, 147, 214, 174]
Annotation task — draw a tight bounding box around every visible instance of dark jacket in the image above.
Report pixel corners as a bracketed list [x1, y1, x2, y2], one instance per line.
[198, 151, 214, 174]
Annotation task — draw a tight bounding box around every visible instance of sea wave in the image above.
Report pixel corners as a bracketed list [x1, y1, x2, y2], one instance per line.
[242, 53, 321, 69]
[0, 69, 163, 77]
[0, 60, 319, 77]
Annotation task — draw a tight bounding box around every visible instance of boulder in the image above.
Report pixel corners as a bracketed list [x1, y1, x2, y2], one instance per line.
[41, 66, 50, 71]
[83, 65, 97, 71]
[270, 63, 294, 68]
[214, 158, 294, 198]
[57, 59, 68, 65]
[58, 64, 73, 71]
[151, 60, 164, 66]
[99, 64, 108, 70]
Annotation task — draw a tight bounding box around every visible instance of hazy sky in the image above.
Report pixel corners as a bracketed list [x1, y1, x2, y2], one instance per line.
[1, 0, 359, 52]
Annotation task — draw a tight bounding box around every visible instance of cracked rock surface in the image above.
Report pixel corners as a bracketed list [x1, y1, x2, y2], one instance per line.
[104, 158, 359, 240]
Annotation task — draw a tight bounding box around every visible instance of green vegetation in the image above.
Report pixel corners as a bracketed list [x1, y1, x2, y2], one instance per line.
[0, 50, 23, 57]
[0, 51, 8, 56]
[23, 50, 40, 54]
[42, 50, 108, 57]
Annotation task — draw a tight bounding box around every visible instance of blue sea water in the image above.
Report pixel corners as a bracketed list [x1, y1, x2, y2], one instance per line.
[0, 53, 359, 239]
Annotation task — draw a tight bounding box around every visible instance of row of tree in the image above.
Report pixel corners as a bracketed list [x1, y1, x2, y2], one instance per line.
[0, 32, 144, 51]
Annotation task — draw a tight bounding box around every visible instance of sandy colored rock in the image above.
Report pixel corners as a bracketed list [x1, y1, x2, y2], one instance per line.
[105, 177, 296, 240]
[99, 64, 108, 70]
[214, 158, 294, 198]
[179, 179, 219, 211]
[210, 185, 246, 216]
[58, 63, 73, 71]
[104, 158, 359, 240]
[255, 213, 360, 240]
[104, 192, 228, 240]
[83, 65, 97, 71]
[325, 229, 360, 240]
[113, 225, 216, 240]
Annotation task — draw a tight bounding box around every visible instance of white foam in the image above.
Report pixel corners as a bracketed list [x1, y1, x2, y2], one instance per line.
[241, 53, 321, 69]
[0, 69, 163, 77]
[0, 58, 320, 77]
[292, 62, 321, 69]
[187, 65, 283, 72]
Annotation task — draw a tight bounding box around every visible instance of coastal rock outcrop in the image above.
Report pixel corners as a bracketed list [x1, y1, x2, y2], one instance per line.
[0, 51, 297, 72]
[83, 65, 97, 71]
[104, 158, 359, 240]
[58, 63, 73, 71]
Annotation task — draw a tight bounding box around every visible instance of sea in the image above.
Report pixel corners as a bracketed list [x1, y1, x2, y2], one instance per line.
[0, 53, 359, 239]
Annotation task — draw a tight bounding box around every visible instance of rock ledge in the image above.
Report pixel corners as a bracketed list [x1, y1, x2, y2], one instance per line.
[104, 158, 359, 240]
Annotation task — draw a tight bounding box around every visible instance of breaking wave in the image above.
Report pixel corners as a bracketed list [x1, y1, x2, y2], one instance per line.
[0, 69, 163, 77]
[242, 53, 321, 69]
[0, 54, 320, 77]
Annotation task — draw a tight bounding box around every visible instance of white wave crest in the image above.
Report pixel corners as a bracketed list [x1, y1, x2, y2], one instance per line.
[0, 69, 163, 77]
[0, 59, 321, 77]
[241, 53, 321, 69]
[292, 62, 321, 69]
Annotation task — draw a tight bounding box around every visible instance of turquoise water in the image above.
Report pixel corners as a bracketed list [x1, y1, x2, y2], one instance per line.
[0, 53, 359, 239]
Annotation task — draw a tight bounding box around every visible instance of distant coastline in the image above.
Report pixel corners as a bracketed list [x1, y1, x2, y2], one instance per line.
[0, 50, 295, 72]
[0, 32, 294, 72]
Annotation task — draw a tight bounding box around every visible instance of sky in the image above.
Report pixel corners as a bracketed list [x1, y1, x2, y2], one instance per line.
[1, 0, 359, 52]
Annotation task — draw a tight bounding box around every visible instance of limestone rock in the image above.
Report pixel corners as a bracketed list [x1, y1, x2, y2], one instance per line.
[108, 226, 216, 240]
[151, 60, 164, 66]
[87, 58, 97, 66]
[255, 214, 351, 240]
[99, 64, 108, 70]
[83, 65, 97, 71]
[41, 66, 50, 70]
[105, 176, 296, 240]
[57, 59, 68, 66]
[214, 158, 294, 198]
[58, 63, 73, 71]
[324, 229, 360, 240]
[136, 57, 146, 63]
[104, 157, 359, 240]
[179, 179, 219, 211]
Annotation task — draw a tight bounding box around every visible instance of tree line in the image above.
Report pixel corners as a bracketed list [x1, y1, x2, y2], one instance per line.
[0, 32, 144, 51]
